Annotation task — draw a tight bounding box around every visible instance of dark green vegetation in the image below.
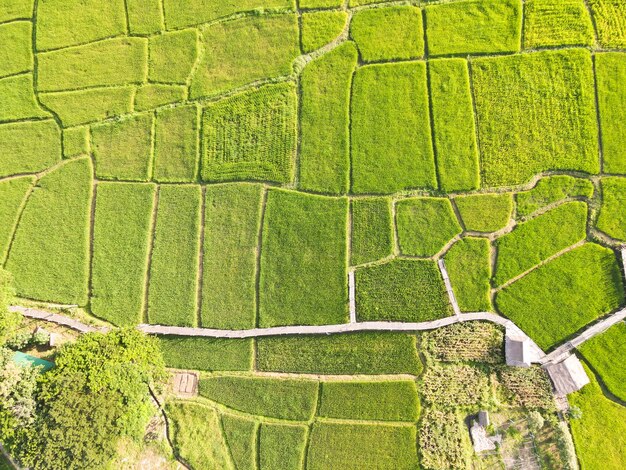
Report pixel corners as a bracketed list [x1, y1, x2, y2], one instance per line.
[472, 49, 598, 187]
[569, 364, 626, 469]
[350, 6, 424, 62]
[497, 244, 624, 349]
[516, 175, 594, 217]
[158, 336, 253, 371]
[259, 190, 348, 327]
[355, 259, 452, 322]
[257, 333, 422, 375]
[579, 323, 626, 402]
[351, 62, 435, 194]
[445, 238, 492, 312]
[455, 193, 513, 232]
[595, 178, 626, 241]
[494, 202, 588, 285]
[396, 197, 462, 256]
[350, 197, 394, 266]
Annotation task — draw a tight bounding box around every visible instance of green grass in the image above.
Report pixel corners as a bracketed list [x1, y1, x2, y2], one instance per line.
[494, 202, 588, 285]
[523, 0, 595, 49]
[221, 414, 257, 470]
[148, 29, 197, 84]
[190, 14, 299, 98]
[0, 120, 61, 177]
[579, 322, 626, 402]
[39, 87, 134, 127]
[301, 11, 347, 53]
[257, 332, 423, 375]
[0, 74, 49, 121]
[126, 0, 162, 35]
[259, 190, 348, 327]
[454, 193, 513, 232]
[6, 158, 92, 305]
[318, 380, 420, 421]
[350, 197, 393, 266]
[147, 185, 201, 327]
[37, 38, 147, 92]
[516, 175, 594, 217]
[0, 21, 32, 78]
[134, 84, 185, 112]
[596, 53, 626, 174]
[569, 364, 626, 470]
[350, 6, 424, 62]
[92, 114, 153, 182]
[62, 126, 89, 158]
[153, 105, 198, 182]
[91, 182, 155, 326]
[307, 422, 419, 470]
[166, 402, 234, 470]
[351, 62, 436, 194]
[202, 82, 297, 184]
[496, 243, 624, 349]
[355, 259, 453, 322]
[445, 238, 492, 312]
[35, 0, 126, 50]
[425, 0, 522, 56]
[158, 336, 253, 371]
[597, 177, 626, 241]
[0, 0, 32, 22]
[199, 375, 318, 421]
[163, 0, 294, 29]
[471, 49, 599, 187]
[0, 176, 34, 264]
[429, 58, 480, 192]
[588, 0, 626, 49]
[259, 423, 308, 470]
[299, 42, 357, 194]
[396, 197, 461, 257]
[202, 184, 263, 329]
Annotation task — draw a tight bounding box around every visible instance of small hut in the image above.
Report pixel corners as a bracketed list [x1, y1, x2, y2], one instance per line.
[545, 354, 589, 396]
[505, 334, 531, 367]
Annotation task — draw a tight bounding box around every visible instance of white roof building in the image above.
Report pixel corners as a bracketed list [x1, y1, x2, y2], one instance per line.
[505, 334, 531, 367]
[545, 354, 590, 396]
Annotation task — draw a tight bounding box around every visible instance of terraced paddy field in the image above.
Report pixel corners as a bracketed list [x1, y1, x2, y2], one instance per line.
[1, 0, 626, 468]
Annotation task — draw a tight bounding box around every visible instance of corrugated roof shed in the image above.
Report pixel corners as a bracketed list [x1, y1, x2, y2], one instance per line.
[545, 354, 589, 396]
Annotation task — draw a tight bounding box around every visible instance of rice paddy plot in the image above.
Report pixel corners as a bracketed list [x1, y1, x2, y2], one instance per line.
[596, 177, 626, 241]
[153, 105, 199, 183]
[515, 175, 594, 218]
[523, 0, 595, 49]
[0, 21, 32, 78]
[0, 120, 61, 177]
[158, 336, 254, 371]
[350, 197, 394, 266]
[0, 176, 34, 264]
[454, 193, 513, 233]
[588, 0, 626, 49]
[148, 29, 198, 84]
[221, 414, 257, 470]
[301, 11, 347, 53]
[0, 74, 49, 121]
[445, 237, 493, 312]
[258, 423, 308, 470]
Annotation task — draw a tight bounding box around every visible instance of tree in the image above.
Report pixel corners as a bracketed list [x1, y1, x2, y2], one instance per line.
[528, 410, 545, 433]
[0, 269, 20, 346]
[14, 328, 167, 470]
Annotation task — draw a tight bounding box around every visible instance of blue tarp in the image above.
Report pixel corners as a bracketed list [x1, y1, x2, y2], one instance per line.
[11, 351, 54, 372]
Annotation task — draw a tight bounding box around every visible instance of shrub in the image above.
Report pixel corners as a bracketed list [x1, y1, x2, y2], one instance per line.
[299, 42, 357, 194]
[445, 238, 493, 312]
[496, 244, 624, 350]
[91, 182, 156, 326]
[396, 197, 461, 256]
[515, 175, 594, 217]
[198, 375, 318, 421]
[350, 6, 424, 62]
[158, 336, 253, 371]
[5, 158, 92, 305]
[455, 193, 512, 233]
[472, 49, 598, 187]
[189, 14, 299, 98]
[355, 259, 453, 322]
[350, 197, 394, 266]
[596, 53, 626, 174]
[202, 82, 297, 184]
[494, 202, 588, 285]
[423, 322, 504, 364]
[523, 0, 595, 49]
[147, 185, 202, 327]
[307, 422, 419, 470]
[528, 410, 546, 432]
[201, 184, 263, 329]
[257, 332, 423, 375]
[351, 62, 436, 193]
[597, 177, 626, 241]
[497, 366, 555, 409]
[318, 380, 420, 422]
[425, 0, 521, 56]
[301, 10, 347, 53]
[429, 58, 480, 192]
[259, 190, 348, 327]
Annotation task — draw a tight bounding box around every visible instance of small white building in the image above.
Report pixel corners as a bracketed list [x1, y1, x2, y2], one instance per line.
[545, 354, 590, 396]
[505, 334, 532, 367]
